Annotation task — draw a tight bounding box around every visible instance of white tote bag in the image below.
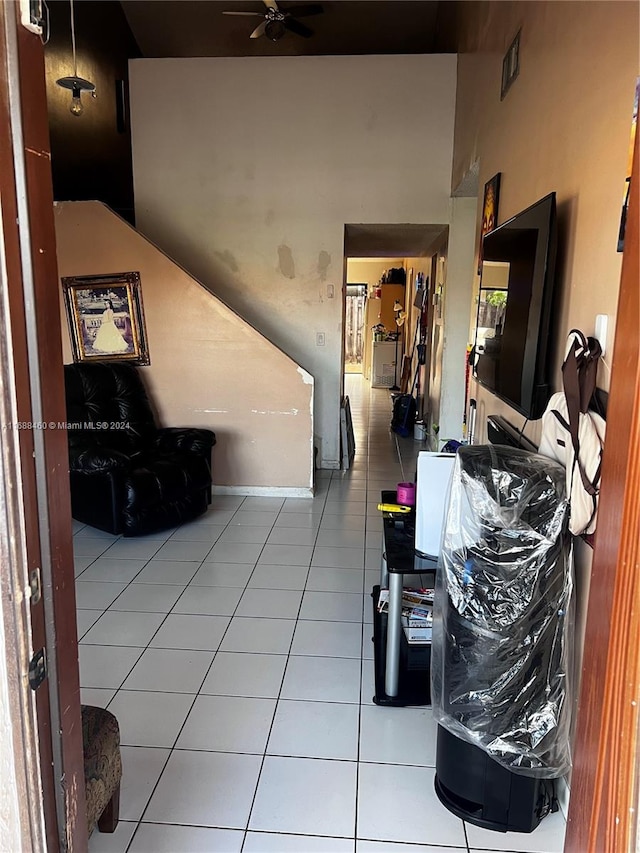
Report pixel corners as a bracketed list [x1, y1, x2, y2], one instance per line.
[539, 331, 605, 535]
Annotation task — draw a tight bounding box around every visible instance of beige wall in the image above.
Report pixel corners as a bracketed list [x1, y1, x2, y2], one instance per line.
[454, 0, 639, 445]
[54, 202, 314, 494]
[129, 55, 457, 468]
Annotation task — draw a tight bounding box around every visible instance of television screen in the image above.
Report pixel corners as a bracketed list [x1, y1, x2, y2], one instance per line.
[473, 192, 557, 419]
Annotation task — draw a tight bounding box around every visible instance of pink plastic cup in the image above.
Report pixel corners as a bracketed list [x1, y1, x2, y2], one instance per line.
[397, 482, 416, 506]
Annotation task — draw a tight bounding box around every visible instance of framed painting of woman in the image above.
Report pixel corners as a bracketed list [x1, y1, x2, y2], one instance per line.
[62, 271, 150, 365]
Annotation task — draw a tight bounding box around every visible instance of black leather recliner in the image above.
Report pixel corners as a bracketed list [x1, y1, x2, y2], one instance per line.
[64, 362, 216, 537]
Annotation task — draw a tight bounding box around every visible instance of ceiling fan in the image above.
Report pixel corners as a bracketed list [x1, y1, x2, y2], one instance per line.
[223, 0, 324, 41]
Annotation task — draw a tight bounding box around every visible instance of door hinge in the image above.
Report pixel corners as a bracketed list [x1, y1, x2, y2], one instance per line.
[29, 567, 41, 605]
[28, 648, 47, 690]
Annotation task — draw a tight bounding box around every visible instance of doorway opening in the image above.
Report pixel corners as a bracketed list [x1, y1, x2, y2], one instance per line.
[342, 224, 448, 430]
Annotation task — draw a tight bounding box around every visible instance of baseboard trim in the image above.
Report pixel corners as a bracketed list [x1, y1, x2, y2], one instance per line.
[556, 774, 570, 820]
[212, 485, 314, 498]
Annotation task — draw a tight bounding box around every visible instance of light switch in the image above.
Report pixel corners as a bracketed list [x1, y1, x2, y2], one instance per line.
[594, 314, 608, 357]
[327, 284, 335, 299]
[316, 332, 326, 346]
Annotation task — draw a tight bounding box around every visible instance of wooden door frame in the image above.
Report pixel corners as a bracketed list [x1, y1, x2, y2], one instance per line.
[565, 133, 640, 850]
[1, 2, 87, 849]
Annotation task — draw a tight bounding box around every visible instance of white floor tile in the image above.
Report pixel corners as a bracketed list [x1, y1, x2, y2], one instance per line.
[258, 544, 314, 566]
[79, 645, 144, 689]
[201, 651, 287, 698]
[76, 609, 103, 640]
[190, 562, 255, 587]
[78, 557, 147, 584]
[281, 656, 361, 703]
[129, 823, 244, 853]
[232, 509, 279, 526]
[82, 611, 166, 647]
[267, 699, 359, 760]
[108, 689, 194, 747]
[245, 832, 354, 852]
[75, 581, 128, 610]
[169, 523, 226, 543]
[242, 496, 286, 511]
[216, 525, 271, 544]
[281, 498, 325, 513]
[359, 705, 437, 766]
[319, 515, 366, 532]
[153, 539, 214, 562]
[291, 620, 362, 658]
[150, 614, 230, 650]
[306, 567, 364, 593]
[209, 495, 246, 510]
[364, 548, 383, 570]
[144, 749, 262, 828]
[267, 527, 318, 546]
[102, 539, 165, 560]
[172, 585, 243, 616]
[249, 755, 357, 837]
[315, 529, 365, 549]
[119, 745, 170, 821]
[74, 555, 95, 577]
[357, 764, 466, 847]
[322, 501, 366, 517]
[122, 647, 214, 693]
[466, 808, 566, 851]
[206, 541, 264, 564]
[362, 623, 374, 660]
[274, 512, 322, 529]
[300, 591, 364, 623]
[73, 539, 113, 558]
[177, 694, 277, 753]
[220, 617, 296, 654]
[133, 560, 201, 585]
[88, 819, 137, 853]
[108, 583, 186, 613]
[365, 531, 383, 550]
[237, 588, 303, 619]
[311, 547, 364, 570]
[80, 687, 116, 707]
[357, 842, 465, 853]
[248, 564, 309, 590]
[199, 508, 237, 525]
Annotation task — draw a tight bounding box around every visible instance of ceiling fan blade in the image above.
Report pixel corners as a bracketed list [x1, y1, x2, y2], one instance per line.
[222, 10, 264, 15]
[263, 0, 279, 9]
[285, 4, 323, 17]
[250, 20, 268, 38]
[283, 16, 314, 37]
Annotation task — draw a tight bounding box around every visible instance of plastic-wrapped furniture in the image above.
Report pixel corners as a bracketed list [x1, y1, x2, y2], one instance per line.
[64, 362, 216, 536]
[431, 444, 573, 832]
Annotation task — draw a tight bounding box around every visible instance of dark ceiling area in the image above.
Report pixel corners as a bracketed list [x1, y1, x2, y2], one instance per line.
[345, 224, 447, 258]
[120, 1, 458, 58]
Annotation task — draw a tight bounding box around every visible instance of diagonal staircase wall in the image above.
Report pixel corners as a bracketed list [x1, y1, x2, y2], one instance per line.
[54, 201, 314, 495]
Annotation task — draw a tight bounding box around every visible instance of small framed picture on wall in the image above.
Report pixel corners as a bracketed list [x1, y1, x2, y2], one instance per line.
[62, 271, 150, 365]
[478, 172, 501, 275]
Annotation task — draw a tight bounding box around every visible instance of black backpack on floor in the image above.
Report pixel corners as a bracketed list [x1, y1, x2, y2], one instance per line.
[391, 394, 416, 437]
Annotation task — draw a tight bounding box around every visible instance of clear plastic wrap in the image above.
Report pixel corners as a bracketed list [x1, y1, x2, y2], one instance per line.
[431, 444, 574, 778]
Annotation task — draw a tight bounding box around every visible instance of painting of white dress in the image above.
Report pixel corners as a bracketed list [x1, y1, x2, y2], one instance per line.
[62, 272, 150, 365]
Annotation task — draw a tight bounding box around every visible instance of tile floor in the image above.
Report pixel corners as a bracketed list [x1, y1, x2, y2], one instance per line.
[77, 376, 567, 853]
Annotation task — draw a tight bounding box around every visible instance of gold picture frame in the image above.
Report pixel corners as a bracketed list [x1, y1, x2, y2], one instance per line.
[478, 172, 501, 275]
[62, 271, 150, 365]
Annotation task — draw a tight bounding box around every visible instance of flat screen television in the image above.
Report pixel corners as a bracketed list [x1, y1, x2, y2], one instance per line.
[473, 191, 557, 419]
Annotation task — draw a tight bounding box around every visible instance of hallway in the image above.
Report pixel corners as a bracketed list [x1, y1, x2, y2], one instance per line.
[76, 375, 566, 852]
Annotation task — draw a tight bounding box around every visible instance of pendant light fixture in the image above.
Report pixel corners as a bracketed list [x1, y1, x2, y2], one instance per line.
[56, 0, 95, 116]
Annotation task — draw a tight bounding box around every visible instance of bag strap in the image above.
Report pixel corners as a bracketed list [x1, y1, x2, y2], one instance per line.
[561, 330, 601, 497]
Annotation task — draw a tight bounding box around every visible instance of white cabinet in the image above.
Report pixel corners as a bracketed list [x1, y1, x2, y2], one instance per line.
[371, 341, 397, 388]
